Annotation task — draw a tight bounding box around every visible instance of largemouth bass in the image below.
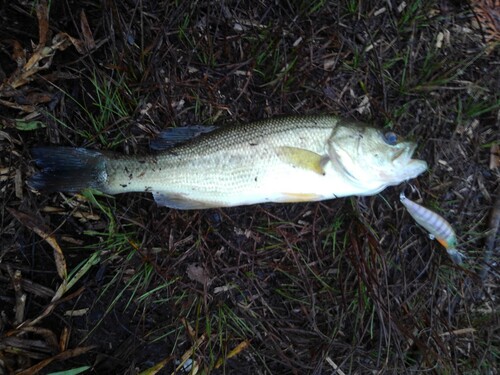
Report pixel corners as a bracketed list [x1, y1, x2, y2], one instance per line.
[28, 115, 427, 209]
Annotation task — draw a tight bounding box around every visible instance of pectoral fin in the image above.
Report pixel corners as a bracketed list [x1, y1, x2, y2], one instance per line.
[277, 146, 327, 175]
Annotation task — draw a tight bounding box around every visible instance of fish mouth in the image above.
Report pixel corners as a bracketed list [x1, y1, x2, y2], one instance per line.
[394, 142, 427, 177]
[392, 142, 417, 163]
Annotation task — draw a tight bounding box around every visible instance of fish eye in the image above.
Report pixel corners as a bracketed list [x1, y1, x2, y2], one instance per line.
[383, 131, 398, 145]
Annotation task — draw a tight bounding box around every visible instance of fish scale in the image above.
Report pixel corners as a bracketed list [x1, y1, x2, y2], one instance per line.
[104, 116, 340, 205]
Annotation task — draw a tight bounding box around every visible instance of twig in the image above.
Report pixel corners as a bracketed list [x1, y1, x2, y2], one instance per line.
[480, 184, 500, 280]
[8, 266, 26, 325]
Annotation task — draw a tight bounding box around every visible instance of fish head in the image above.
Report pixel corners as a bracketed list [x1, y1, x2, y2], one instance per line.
[328, 124, 427, 191]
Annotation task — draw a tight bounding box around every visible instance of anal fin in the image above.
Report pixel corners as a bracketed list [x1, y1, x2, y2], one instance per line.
[153, 192, 219, 209]
[281, 193, 322, 202]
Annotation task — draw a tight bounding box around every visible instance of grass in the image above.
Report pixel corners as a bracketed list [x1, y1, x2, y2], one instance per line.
[0, 0, 498, 374]
[85, 73, 135, 148]
[36, 70, 136, 149]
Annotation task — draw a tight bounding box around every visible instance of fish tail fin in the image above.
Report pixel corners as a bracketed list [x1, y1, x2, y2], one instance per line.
[399, 191, 407, 201]
[28, 147, 109, 193]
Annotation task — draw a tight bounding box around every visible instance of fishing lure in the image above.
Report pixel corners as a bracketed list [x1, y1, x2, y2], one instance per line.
[400, 192, 465, 264]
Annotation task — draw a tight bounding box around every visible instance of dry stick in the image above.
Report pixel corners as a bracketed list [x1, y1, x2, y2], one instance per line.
[9, 267, 27, 325]
[480, 184, 500, 281]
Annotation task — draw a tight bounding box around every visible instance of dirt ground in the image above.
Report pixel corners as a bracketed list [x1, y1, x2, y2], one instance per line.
[0, 1, 498, 374]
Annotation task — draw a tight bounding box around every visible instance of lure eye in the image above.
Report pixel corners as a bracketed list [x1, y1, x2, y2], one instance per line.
[384, 131, 398, 145]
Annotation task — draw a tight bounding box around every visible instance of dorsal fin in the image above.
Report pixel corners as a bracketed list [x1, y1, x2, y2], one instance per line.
[150, 125, 217, 150]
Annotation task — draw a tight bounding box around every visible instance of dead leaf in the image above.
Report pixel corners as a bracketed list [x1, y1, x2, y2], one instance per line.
[54, 32, 85, 54]
[355, 95, 371, 115]
[36, 0, 50, 47]
[25, 92, 53, 105]
[40, 206, 102, 222]
[5, 45, 56, 89]
[7, 208, 67, 280]
[0, 336, 54, 357]
[0, 130, 13, 142]
[0, 98, 36, 112]
[60, 236, 85, 245]
[10, 269, 26, 324]
[0, 0, 90, 98]
[80, 10, 96, 50]
[63, 308, 89, 317]
[325, 357, 347, 375]
[181, 317, 196, 340]
[139, 356, 172, 375]
[490, 143, 499, 169]
[171, 334, 206, 375]
[59, 326, 70, 352]
[214, 340, 251, 369]
[10, 39, 26, 67]
[439, 328, 477, 336]
[323, 56, 337, 70]
[186, 264, 212, 286]
[26, 285, 86, 327]
[15, 169, 23, 199]
[17, 326, 59, 352]
[16, 346, 95, 375]
[0, 263, 55, 298]
[472, 0, 500, 43]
